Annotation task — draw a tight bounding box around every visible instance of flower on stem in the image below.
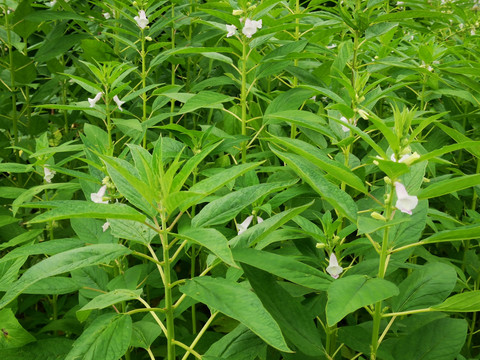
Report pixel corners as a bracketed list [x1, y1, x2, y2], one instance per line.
[326, 253, 343, 279]
[88, 92, 102, 108]
[237, 215, 263, 235]
[91, 185, 109, 204]
[44, 166, 56, 183]
[394, 181, 418, 215]
[226, 24, 237, 37]
[113, 95, 125, 111]
[242, 18, 262, 38]
[134, 10, 149, 29]
[339, 116, 350, 133]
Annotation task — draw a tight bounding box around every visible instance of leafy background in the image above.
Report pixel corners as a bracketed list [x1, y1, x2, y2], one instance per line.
[1, 0, 480, 359]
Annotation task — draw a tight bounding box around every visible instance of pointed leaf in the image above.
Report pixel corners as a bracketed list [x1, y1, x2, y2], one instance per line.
[180, 277, 291, 353]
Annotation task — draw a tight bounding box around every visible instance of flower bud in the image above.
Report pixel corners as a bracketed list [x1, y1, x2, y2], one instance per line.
[232, 9, 243, 16]
[371, 212, 387, 221]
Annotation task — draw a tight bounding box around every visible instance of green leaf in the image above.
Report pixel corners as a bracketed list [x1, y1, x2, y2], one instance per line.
[27, 201, 146, 223]
[392, 263, 457, 312]
[0, 244, 131, 309]
[0, 309, 36, 349]
[392, 318, 467, 360]
[35, 34, 88, 62]
[177, 228, 236, 268]
[419, 174, 480, 199]
[109, 219, 156, 245]
[272, 149, 358, 222]
[269, 136, 367, 193]
[0, 163, 33, 173]
[233, 248, 331, 291]
[421, 223, 480, 245]
[265, 111, 336, 139]
[0, 229, 43, 251]
[192, 182, 293, 228]
[327, 275, 399, 326]
[130, 321, 163, 350]
[12, 183, 81, 216]
[0, 338, 73, 360]
[178, 91, 234, 114]
[180, 277, 291, 352]
[431, 291, 480, 312]
[242, 265, 324, 356]
[231, 202, 313, 249]
[204, 324, 267, 360]
[77, 289, 143, 322]
[65, 314, 132, 360]
[24, 277, 79, 295]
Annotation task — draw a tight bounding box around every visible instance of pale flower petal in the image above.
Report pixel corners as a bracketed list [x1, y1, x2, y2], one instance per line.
[103, 12, 111, 19]
[394, 181, 418, 215]
[91, 185, 109, 204]
[88, 92, 103, 108]
[134, 10, 149, 29]
[113, 95, 125, 111]
[237, 215, 253, 235]
[242, 18, 261, 38]
[339, 116, 350, 133]
[102, 221, 110, 232]
[226, 24, 237, 37]
[326, 253, 343, 279]
[44, 166, 56, 183]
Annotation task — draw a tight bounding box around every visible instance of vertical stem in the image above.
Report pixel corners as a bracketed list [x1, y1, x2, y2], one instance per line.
[105, 93, 113, 155]
[370, 184, 394, 359]
[290, 0, 300, 139]
[170, 4, 176, 128]
[240, 39, 247, 163]
[160, 211, 175, 360]
[5, 8, 18, 158]
[325, 325, 337, 359]
[141, 28, 148, 148]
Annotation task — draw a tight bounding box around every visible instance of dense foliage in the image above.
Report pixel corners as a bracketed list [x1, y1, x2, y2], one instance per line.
[1, 0, 480, 359]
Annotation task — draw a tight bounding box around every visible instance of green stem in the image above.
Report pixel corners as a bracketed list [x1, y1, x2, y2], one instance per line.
[290, 0, 300, 139]
[5, 9, 18, 158]
[370, 184, 394, 359]
[170, 4, 176, 129]
[181, 311, 219, 360]
[240, 39, 247, 163]
[141, 28, 148, 148]
[161, 212, 176, 360]
[325, 325, 337, 359]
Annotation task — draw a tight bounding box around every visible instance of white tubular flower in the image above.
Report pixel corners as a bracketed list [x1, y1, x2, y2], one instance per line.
[46, 0, 56, 7]
[394, 181, 418, 215]
[242, 18, 262, 38]
[44, 166, 56, 183]
[339, 116, 350, 133]
[237, 215, 253, 235]
[103, 12, 111, 19]
[102, 221, 110, 232]
[91, 185, 109, 204]
[257, 216, 264, 224]
[134, 10, 149, 29]
[88, 92, 103, 108]
[327, 44, 337, 49]
[326, 253, 343, 279]
[226, 24, 237, 37]
[113, 95, 125, 111]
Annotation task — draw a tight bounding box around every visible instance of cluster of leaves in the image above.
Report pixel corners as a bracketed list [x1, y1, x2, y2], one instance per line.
[1, 0, 480, 359]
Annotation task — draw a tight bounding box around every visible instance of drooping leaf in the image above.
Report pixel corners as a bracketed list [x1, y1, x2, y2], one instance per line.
[327, 275, 399, 326]
[180, 277, 291, 352]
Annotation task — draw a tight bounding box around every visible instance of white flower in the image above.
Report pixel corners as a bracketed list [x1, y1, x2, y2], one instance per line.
[46, 0, 56, 7]
[471, 29, 476, 36]
[459, 23, 464, 30]
[326, 253, 343, 279]
[327, 44, 337, 49]
[394, 181, 418, 215]
[102, 221, 110, 232]
[91, 185, 109, 204]
[242, 18, 262, 38]
[88, 92, 103, 108]
[226, 24, 237, 37]
[390, 152, 420, 165]
[237, 215, 253, 235]
[103, 12, 111, 19]
[257, 216, 264, 224]
[44, 166, 56, 183]
[339, 116, 350, 133]
[134, 10, 149, 29]
[113, 95, 125, 111]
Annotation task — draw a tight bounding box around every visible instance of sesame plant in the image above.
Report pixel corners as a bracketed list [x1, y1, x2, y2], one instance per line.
[1, 0, 480, 359]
